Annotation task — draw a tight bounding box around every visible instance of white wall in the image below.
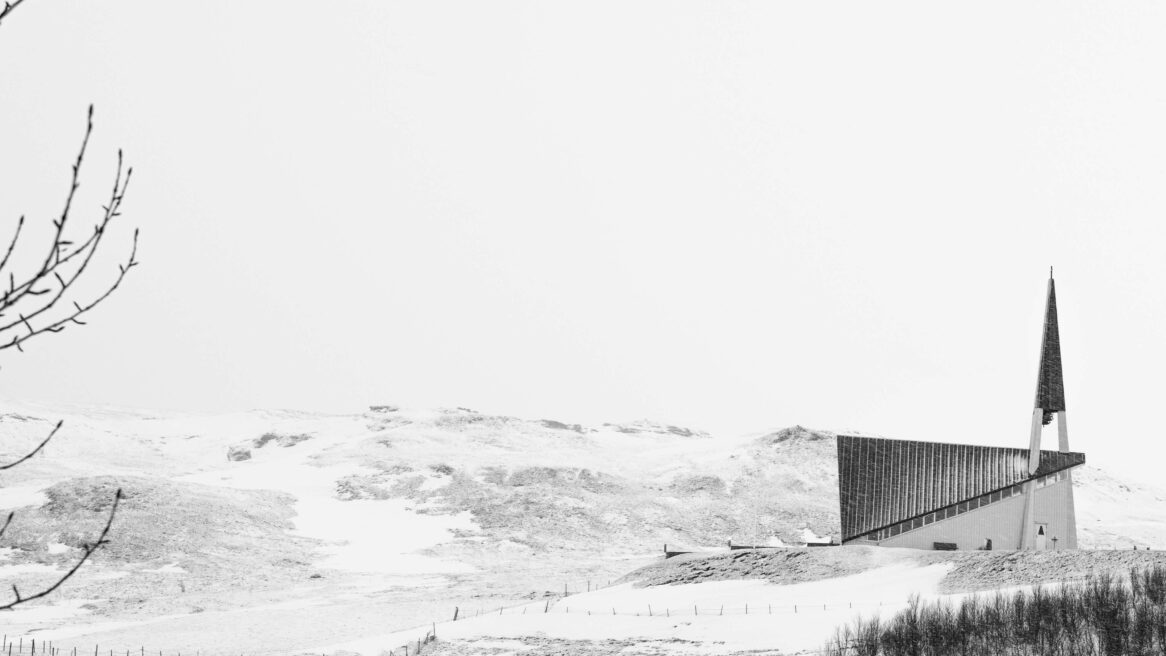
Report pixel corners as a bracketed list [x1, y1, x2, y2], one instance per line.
[867, 478, 1077, 551]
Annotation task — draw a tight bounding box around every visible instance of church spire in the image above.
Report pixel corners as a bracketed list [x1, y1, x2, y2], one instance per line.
[1034, 269, 1066, 425]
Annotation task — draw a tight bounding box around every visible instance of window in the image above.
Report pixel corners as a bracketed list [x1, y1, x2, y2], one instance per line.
[958, 501, 969, 512]
[990, 490, 1001, 503]
[924, 513, 934, 525]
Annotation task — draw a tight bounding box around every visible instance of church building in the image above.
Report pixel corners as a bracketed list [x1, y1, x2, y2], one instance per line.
[836, 271, 1084, 550]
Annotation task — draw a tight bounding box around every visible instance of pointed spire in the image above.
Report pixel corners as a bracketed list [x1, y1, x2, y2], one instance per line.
[1035, 270, 1066, 425]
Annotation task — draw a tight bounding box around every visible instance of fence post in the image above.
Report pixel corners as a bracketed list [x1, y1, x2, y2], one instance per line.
[544, 600, 549, 613]
[648, 605, 652, 616]
[453, 606, 459, 622]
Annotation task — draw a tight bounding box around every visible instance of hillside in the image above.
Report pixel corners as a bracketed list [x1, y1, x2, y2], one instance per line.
[0, 402, 1163, 654]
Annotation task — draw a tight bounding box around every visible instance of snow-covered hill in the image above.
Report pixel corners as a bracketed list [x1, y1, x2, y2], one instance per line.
[0, 401, 1162, 655]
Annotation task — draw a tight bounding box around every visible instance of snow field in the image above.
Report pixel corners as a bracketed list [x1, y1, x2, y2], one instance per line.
[316, 563, 956, 655]
[178, 426, 476, 577]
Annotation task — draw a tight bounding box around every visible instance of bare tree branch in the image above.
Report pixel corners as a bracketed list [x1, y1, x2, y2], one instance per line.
[0, 216, 25, 275]
[0, 105, 94, 312]
[0, 106, 140, 351]
[0, 0, 29, 28]
[0, 419, 61, 470]
[0, 3, 136, 613]
[0, 488, 121, 610]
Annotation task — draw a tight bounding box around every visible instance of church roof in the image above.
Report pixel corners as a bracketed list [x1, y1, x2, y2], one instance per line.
[836, 434, 1085, 542]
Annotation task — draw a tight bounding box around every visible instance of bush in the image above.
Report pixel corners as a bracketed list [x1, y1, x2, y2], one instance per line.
[822, 564, 1166, 656]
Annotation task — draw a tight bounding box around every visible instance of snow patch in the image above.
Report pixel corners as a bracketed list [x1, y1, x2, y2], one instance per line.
[0, 562, 60, 576]
[0, 485, 47, 510]
[143, 562, 187, 574]
[179, 433, 476, 576]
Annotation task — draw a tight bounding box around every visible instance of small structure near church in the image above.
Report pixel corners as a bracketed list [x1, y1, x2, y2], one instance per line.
[836, 270, 1084, 550]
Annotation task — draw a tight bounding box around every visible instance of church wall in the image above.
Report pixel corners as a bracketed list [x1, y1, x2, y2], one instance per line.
[860, 477, 1076, 551]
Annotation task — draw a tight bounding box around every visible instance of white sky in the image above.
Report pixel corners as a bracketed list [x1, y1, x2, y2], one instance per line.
[1, 2, 1164, 483]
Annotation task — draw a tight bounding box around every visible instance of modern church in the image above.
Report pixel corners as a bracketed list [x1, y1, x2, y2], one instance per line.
[837, 271, 1084, 551]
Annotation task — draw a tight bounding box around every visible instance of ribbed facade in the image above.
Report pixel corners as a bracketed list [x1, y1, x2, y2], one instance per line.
[837, 435, 1085, 542]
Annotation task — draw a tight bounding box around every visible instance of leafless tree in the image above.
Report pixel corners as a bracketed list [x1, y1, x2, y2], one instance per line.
[1, 0, 137, 610]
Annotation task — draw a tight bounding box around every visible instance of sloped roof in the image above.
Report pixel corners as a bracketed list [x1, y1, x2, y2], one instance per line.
[837, 434, 1085, 542]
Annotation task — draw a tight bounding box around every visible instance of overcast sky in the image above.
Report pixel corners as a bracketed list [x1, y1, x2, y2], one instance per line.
[1, 2, 1163, 482]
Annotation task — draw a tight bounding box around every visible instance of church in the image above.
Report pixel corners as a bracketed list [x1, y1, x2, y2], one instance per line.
[836, 271, 1084, 550]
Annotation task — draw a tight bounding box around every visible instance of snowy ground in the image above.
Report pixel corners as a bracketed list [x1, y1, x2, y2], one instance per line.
[1, 400, 1165, 655]
[319, 563, 957, 655]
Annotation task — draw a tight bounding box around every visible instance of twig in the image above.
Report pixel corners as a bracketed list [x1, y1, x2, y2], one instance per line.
[0, 0, 28, 28]
[0, 488, 121, 610]
[0, 420, 62, 471]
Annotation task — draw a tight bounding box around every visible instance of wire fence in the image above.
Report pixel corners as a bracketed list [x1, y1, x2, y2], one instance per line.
[460, 598, 899, 618]
[0, 639, 200, 656]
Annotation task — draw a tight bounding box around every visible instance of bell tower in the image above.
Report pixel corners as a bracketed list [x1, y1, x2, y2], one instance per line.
[1019, 268, 1078, 549]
